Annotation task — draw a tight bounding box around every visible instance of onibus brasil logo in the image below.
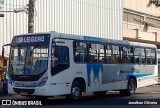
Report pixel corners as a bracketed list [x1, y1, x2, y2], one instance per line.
[2, 100, 42, 106]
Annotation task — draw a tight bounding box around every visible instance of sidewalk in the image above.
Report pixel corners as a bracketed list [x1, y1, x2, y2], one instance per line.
[0, 94, 15, 99]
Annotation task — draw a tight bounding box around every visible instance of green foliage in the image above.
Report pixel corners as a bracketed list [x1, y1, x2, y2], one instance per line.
[147, 0, 160, 7]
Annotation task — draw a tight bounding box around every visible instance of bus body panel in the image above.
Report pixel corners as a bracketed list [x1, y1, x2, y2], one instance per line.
[49, 64, 88, 96]
[100, 64, 122, 90]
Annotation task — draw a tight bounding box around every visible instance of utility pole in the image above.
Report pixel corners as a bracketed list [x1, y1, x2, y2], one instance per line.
[28, 0, 35, 33]
[0, 13, 4, 17]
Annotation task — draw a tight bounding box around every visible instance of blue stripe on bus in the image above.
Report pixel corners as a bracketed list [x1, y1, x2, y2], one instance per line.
[84, 36, 102, 42]
[87, 64, 103, 87]
[126, 74, 152, 80]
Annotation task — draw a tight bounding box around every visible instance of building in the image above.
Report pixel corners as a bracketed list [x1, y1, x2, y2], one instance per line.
[0, 0, 123, 54]
[123, 0, 160, 48]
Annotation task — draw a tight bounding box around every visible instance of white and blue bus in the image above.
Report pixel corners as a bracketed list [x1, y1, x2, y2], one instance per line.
[157, 49, 160, 79]
[2, 31, 158, 100]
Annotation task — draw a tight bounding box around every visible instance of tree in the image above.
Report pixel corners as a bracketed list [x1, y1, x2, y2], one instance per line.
[147, 0, 160, 7]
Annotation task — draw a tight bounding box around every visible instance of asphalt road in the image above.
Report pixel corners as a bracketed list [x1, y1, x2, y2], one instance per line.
[1, 84, 160, 108]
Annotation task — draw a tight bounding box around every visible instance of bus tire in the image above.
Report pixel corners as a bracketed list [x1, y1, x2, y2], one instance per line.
[66, 82, 82, 101]
[35, 96, 48, 100]
[93, 91, 106, 96]
[120, 78, 136, 96]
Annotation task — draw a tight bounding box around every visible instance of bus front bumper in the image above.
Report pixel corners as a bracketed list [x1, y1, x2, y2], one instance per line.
[8, 84, 51, 96]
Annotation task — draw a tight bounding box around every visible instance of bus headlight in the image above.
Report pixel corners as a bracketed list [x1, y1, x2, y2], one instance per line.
[38, 77, 48, 87]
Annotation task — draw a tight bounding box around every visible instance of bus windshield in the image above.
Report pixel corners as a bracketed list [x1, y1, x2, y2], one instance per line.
[9, 44, 49, 75]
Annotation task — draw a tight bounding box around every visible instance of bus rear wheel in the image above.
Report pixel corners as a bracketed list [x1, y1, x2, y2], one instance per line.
[120, 78, 136, 96]
[66, 82, 82, 101]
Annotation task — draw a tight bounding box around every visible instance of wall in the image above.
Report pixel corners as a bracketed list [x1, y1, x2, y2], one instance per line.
[124, 0, 160, 16]
[123, 0, 160, 48]
[0, 0, 123, 54]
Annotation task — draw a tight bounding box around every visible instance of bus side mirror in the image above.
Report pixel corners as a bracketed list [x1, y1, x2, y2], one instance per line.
[2, 47, 4, 59]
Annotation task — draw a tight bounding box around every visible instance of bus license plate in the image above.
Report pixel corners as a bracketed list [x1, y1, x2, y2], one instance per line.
[20, 92, 28, 95]
[15, 82, 23, 87]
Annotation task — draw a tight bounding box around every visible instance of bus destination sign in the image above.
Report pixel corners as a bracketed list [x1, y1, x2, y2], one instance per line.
[12, 34, 50, 44]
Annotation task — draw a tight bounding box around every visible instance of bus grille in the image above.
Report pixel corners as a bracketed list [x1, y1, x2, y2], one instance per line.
[13, 88, 35, 94]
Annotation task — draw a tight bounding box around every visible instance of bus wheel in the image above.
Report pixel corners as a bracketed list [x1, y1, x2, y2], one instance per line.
[66, 82, 82, 101]
[93, 91, 106, 96]
[120, 78, 136, 96]
[35, 96, 48, 100]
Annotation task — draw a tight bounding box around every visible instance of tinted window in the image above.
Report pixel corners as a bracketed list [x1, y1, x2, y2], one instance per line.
[74, 42, 87, 63]
[134, 47, 145, 64]
[151, 49, 156, 64]
[106, 45, 112, 64]
[88, 43, 105, 63]
[140, 48, 145, 64]
[112, 45, 120, 63]
[146, 48, 152, 64]
[121, 46, 133, 63]
[51, 46, 69, 76]
[134, 48, 140, 63]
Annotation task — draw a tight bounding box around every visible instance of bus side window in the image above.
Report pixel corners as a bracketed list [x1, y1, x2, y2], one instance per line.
[140, 48, 145, 64]
[146, 49, 156, 65]
[88, 45, 96, 63]
[88, 43, 104, 63]
[120, 46, 133, 64]
[151, 49, 156, 64]
[130, 47, 134, 63]
[106, 45, 112, 64]
[134, 48, 140, 64]
[51, 46, 69, 76]
[134, 47, 146, 64]
[146, 48, 151, 64]
[52, 46, 69, 64]
[112, 45, 120, 64]
[74, 41, 87, 63]
[121, 47, 125, 63]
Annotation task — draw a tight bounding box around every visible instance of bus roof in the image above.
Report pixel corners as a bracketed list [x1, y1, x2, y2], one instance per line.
[12, 31, 157, 49]
[58, 32, 157, 48]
